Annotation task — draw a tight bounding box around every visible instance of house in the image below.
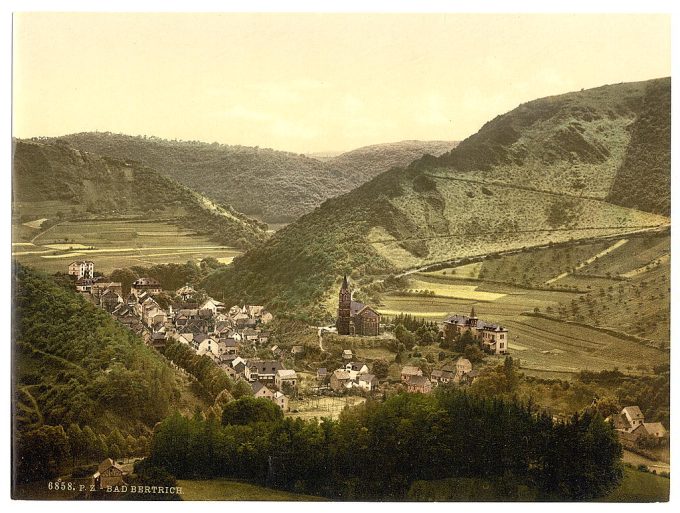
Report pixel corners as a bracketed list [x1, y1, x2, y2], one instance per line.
[131, 277, 162, 296]
[345, 362, 369, 374]
[336, 276, 380, 336]
[176, 284, 196, 301]
[431, 369, 455, 385]
[99, 289, 124, 313]
[453, 357, 473, 383]
[317, 368, 328, 383]
[461, 369, 480, 385]
[68, 260, 94, 279]
[342, 349, 353, 361]
[291, 345, 305, 356]
[608, 406, 668, 440]
[407, 375, 432, 394]
[91, 458, 126, 490]
[232, 357, 248, 376]
[150, 331, 167, 350]
[443, 308, 509, 355]
[260, 311, 274, 324]
[258, 332, 270, 344]
[273, 391, 289, 411]
[330, 369, 352, 392]
[91, 281, 123, 301]
[197, 337, 220, 359]
[252, 381, 275, 400]
[75, 278, 94, 293]
[275, 369, 298, 389]
[200, 298, 224, 316]
[642, 422, 668, 439]
[245, 360, 284, 383]
[220, 337, 239, 355]
[401, 365, 423, 383]
[241, 328, 259, 342]
[246, 305, 265, 317]
[357, 373, 378, 392]
[621, 406, 645, 431]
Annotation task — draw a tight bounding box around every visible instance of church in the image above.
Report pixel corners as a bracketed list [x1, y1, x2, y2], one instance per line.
[336, 275, 380, 336]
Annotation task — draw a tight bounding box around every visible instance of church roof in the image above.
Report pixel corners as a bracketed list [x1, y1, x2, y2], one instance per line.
[342, 275, 349, 290]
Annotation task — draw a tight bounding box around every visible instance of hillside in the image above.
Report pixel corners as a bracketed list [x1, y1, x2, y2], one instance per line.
[203, 78, 670, 320]
[326, 140, 455, 179]
[12, 264, 211, 483]
[12, 139, 268, 251]
[49, 133, 456, 223]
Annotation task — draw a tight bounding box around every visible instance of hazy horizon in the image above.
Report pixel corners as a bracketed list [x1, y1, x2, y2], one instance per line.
[13, 13, 670, 153]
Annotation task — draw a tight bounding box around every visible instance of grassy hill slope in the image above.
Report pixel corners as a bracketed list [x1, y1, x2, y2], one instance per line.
[12, 139, 268, 251]
[203, 79, 670, 321]
[49, 133, 456, 223]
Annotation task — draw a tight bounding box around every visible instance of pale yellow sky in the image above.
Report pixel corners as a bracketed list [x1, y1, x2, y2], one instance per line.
[13, 13, 671, 153]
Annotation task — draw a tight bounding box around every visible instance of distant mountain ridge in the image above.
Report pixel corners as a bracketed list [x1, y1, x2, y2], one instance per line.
[202, 78, 671, 320]
[12, 139, 268, 250]
[48, 133, 457, 223]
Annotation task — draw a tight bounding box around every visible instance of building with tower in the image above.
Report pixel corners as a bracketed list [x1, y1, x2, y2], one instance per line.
[443, 307, 509, 354]
[336, 275, 380, 336]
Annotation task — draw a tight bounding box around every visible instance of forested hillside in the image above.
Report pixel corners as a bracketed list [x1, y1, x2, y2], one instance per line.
[50, 133, 456, 223]
[204, 79, 671, 320]
[12, 139, 268, 250]
[12, 264, 206, 482]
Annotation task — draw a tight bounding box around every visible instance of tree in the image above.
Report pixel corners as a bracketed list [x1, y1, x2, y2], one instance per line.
[66, 423, 86, 465]
[372, 360, 389, 379]
[16, 425, 70, 483]
[221, 397, 283, 426]
[463, 344, 484, 364]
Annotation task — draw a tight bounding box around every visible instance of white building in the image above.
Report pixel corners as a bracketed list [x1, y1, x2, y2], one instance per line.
[68, 260, 94, 279]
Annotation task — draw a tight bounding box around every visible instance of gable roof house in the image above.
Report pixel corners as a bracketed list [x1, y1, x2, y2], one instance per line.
[401, 366, 423, 383]
[330, 369, 353, 392]
[275, 369, 298, 389]
[357, 373, 378, 392]
[407, 375, 432, 394]
[245, 360, 284, 383]
[252, 381, 275, 400]
[273, 391, 289, 411]
[91, 458, 126, 490]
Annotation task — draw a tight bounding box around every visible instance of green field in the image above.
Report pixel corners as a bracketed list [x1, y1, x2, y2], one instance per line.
[12, 218, 242, 274]
[177, 478, 324, 501]
[602, 467, 669, 502]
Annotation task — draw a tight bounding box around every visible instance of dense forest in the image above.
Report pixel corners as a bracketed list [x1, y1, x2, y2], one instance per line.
[12, 139, 268, 250]
[12, 264, 211, 483]
[145, 389, 623, 501]
[49, 133, 455, 223]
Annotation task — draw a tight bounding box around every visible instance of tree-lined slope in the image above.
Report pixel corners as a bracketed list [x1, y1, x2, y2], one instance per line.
[50, 133, 456, 223]
[203, 78, 670, 320]
[12, 139, 268, 250]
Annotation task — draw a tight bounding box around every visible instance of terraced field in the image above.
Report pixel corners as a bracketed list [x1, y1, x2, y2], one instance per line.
[12, 219, 242, 274]
[378, 271, 668, 377]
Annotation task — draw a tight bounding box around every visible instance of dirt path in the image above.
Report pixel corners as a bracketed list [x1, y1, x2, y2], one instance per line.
[623, 449, 670, 473]
[544, 238, 628, 285]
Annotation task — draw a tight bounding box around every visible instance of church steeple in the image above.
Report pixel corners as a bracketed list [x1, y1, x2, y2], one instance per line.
[336, 275, 352, 335]
[470, 306, 476, 318]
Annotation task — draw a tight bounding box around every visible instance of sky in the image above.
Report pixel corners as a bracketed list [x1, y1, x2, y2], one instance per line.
[13, 13, 671, 153]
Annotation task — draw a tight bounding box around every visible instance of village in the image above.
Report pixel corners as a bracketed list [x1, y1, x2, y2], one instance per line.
[68, 262, 519, 413]
[67, 260, 668, 491]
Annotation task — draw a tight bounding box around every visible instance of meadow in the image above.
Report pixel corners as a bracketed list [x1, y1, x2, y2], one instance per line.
[12, 218, 242, 274]
[177, 478, 324, 501]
